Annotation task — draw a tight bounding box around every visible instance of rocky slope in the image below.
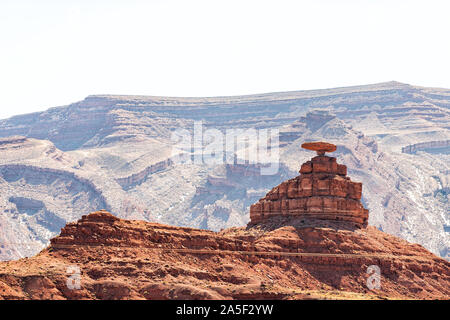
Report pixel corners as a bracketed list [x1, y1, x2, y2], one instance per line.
[402, 140, 450, 154]
[0, 81, 448, 260]
[0, 211, 448, 300]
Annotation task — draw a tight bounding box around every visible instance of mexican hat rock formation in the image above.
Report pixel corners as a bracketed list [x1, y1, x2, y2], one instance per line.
[250, 142, 369, 227]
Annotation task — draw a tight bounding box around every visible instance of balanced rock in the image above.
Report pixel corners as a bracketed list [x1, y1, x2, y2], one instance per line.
[250, 141, 369, 227]
[301, 141, 337, 155]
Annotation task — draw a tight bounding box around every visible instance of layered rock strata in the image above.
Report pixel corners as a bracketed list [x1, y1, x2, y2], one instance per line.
[250, 142, 369, 227]
[0, 210, 449, 300]
[402, 140, 450, 154]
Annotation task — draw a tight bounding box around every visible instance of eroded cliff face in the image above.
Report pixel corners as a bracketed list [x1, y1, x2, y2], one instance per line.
[402, 140, 450, 154]
[0, 82, 448, 260]
[0, 211, 448, 300]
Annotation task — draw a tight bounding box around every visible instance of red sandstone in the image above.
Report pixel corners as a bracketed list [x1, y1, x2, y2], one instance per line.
[250, 142, 368, 227]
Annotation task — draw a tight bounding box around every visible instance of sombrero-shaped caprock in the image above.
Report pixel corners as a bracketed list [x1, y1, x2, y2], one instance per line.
[301, 141, 337, 155]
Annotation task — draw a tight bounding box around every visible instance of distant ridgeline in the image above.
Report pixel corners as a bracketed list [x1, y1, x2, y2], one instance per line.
[402, 140, 450, 154]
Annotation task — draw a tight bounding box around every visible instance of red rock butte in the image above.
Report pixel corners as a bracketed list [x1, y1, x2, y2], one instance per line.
[250, 142, 369, 227]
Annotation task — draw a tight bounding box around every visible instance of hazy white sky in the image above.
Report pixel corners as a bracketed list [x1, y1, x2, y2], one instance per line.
[1, 0, 449, 119]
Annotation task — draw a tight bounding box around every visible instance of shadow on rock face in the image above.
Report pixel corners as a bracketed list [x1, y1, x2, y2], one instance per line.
[246, 216, 361, 232]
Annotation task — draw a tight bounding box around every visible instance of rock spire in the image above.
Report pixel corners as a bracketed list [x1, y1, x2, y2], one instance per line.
[250, 141, 369, 227]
